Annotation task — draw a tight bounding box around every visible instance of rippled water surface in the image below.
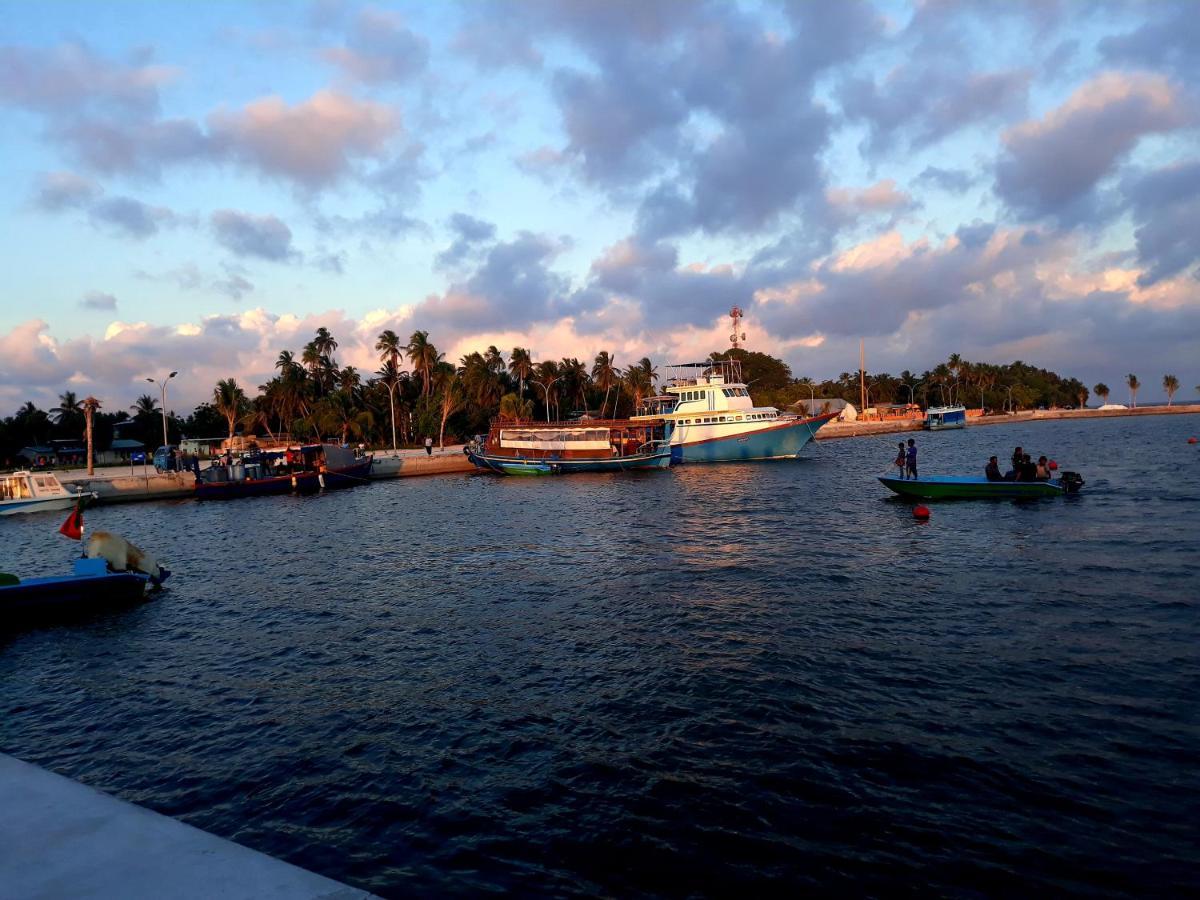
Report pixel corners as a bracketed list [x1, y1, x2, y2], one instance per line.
[3, 415, 1199, 896]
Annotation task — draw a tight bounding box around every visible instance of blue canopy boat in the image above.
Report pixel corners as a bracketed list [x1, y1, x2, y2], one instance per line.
[0, 557, 162, 623]
[879, 472, 1084, 500]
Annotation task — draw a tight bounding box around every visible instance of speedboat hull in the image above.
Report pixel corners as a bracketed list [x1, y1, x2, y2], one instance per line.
[879, 475, 1074, 500]
[1, 566, 153, 624]
[672, 413, 836, 463]
[0, 495, 85, 516]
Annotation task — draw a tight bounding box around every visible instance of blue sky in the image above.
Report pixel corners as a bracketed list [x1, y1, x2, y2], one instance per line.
[2, 0, 1198, 411]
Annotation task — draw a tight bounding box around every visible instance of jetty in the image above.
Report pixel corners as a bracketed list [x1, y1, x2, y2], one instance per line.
[0, 754, 373, 899]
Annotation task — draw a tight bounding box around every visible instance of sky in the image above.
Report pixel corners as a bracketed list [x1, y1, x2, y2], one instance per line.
[1, 0, 1198, 413]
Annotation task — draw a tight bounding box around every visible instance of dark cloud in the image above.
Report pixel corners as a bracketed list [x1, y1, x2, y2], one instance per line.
[52, 117, 208, 178]
[435, 213, 497, 270]
[915, 166, 975, 194]
[0, 41, 171, 117]
[90, 195, 179, 238]
[322, 7, 429, 83]
[79, 290, 117, 311]
[1122, 160, 1200, 286]
[995, 72, 1194, 222]
[211, 210, 295, 261]
[33, 171, 101, 210]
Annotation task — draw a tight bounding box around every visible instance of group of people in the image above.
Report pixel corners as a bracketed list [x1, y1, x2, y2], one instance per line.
[985, 446, 1053, 482]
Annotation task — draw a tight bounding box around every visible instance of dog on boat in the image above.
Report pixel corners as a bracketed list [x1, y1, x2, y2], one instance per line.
[86, 531, 167, 584]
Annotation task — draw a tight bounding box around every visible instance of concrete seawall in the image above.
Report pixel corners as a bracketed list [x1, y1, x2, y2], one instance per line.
[0, 754, 374, 899]
[60, 470, 195, 503]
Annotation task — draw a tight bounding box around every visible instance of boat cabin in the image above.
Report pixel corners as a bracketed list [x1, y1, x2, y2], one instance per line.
[0, 471, 75, 503]
[482, 420, 670, 460]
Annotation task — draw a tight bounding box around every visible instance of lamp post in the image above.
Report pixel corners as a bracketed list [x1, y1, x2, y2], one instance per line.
[904, 382, 921, 418]
[803, 380, 815, 417]
[385, 378, 399, 454]
[535, 376, 562, 423]
[146, 371, 177, 449]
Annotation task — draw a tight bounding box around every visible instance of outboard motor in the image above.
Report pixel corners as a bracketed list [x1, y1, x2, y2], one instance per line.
[1059, 471, 1085, 493]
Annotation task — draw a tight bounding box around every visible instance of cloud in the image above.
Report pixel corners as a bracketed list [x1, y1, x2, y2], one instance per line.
[211, 210, 295, 261]
[90, 195, 179, 238]
[1099, 4, 1200, 81]
[826, 179, 918, 226]
[79, 290, 117, 311]
[915, 166, 976, 193]
[995, 72, 1194, 221]
[435, 213, 497, 270]
[322, 7, 429, 83]
[1122, 160, 1200, 286]
[136, 262, 255, 300]
[33, 170, 102, 210]
[0, 41, 175, 117]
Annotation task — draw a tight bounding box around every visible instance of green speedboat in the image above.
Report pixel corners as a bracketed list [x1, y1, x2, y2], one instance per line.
[879, 473, 1084, 500]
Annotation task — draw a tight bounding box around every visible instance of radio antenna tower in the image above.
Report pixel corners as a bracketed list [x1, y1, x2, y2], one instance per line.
[729, 306, 746, 350]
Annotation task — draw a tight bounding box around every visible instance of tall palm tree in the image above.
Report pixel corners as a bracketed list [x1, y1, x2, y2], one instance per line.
[1163, 374, 1179, 406]
[313, 327, 338, 363]
[1126, 373, 1140, 408]
[624, 365, 652, 409]
[460, 351, 501, 409]
[438, 374, 467, 449]
[213, 378, 248, 440]
[1093, 383, 1109, 406]
[338, 366, 362, 396]
[83, 396, 101, 476]
[636, 356, 658, 393]
[131, 394, 160, 417]
[406, 330, 442, 397]
[375, 329, 402, 370]
[484, 346, 506, 377]
[559, 357, 589, 415]
[509, 347, 533, 398]
[592, 351, 618, 418]
[51, 390, 83, 429]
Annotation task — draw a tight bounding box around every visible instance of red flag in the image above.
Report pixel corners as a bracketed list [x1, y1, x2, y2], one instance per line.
[59, 506, 83, 541]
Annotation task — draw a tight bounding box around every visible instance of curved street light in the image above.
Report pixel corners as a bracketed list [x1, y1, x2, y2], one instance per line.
[146, 371, 178, 450]
[534, 375, 562, 423]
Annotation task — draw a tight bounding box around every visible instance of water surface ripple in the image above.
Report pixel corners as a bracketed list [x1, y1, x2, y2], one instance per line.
[3, 415, 1198, 896]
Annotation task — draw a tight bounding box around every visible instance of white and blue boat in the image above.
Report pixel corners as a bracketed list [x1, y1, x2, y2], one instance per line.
[633, 359, 836, 463]
[924, 405, 967, 430]
[1, 557, 161, 623]
[0, 471, 96, 516]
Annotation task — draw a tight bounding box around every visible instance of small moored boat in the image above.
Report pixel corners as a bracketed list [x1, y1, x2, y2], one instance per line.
[195, 443, 372, 500]
[466, 419, 673, 475]
[0, 557, 158, 624]
[0, 471, 96, 516]
[924, 405, 967, 430]
[879, 472, 1084, 500]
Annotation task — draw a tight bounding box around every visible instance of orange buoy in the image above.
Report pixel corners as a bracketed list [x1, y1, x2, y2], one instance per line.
[1048, 460, 1059, 470]
[913, 504, 930, 520]
[1188, 437, 1198, 444]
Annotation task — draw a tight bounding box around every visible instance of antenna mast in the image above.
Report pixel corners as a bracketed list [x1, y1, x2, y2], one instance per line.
[729, 306, 746, 350]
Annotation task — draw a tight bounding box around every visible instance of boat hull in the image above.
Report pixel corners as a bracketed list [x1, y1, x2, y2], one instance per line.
[673, 413, 836, 463]
[467, 446, 672, 475]
[1, 571, 152, 621]
[195, 461, 372, 500]
[879, 475, 1067, 500]
[0, 495, 85, 516]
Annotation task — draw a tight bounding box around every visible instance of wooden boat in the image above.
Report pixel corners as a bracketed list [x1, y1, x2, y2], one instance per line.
[195, 443, 372, 500]
[0, 557, 157, 623]
[879, 472, 1084, 500]
[466, 418, 673, 475]
[0, 471, 96, 516]
[924, 405, 967, 430]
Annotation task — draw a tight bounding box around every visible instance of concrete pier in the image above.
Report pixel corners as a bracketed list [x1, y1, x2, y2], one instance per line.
[59, 470, 196, 503]
[368, 445, 474, 478]
[0, 754, 374, 899]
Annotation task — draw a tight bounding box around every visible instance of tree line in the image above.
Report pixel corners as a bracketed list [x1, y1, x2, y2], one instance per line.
[3, 331, 1195, 464]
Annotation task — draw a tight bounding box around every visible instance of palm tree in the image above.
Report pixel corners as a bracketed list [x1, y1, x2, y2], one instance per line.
[1093, 383, 1109, 406]
[592, 351, 618, 418]
[636, 357, 658, 393]
[559, 357, 589, 415]
[51, 390, 83, 429]
[460, 351, 501, 409]
[509, 347, 533, 398]
[533, 360, 561, 422]
[406, 330, 441, 397]
[83, 396, 101, 476]
[1163, 374, 1179, 406]
[213, 378, 248, 440]
[131, 394, 160, 417]
[1126, 373, 1140, 408]
[484, 346, 507, 378]
[313, 327, 338, 363]
[376, 359, 404, 450]
[338, 366, 362, 396]
[438, 374, 467, 449]
[375, 330, 402, 369]
[625, 364, 652, 409]
[315, 391, 373, 445]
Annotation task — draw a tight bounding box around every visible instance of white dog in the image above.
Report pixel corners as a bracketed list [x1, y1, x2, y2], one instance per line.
[86, 531, 167, 585]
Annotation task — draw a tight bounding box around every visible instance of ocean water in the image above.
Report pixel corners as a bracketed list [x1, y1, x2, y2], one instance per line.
[2, 414, 1198, 896]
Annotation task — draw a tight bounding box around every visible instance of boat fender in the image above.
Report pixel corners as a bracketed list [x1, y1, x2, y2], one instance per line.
[319, 473, 326, 489]
[1048, 460, 1058, 470]
[291, 475, 297, 489]
[913, 505, 930, 520]
[1188, 437, 1197, 444]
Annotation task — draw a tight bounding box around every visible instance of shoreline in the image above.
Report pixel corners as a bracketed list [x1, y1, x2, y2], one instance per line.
[815, 403, 1200, 440]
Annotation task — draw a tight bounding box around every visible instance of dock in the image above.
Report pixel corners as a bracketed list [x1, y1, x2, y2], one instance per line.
[0, 753, 374, 899]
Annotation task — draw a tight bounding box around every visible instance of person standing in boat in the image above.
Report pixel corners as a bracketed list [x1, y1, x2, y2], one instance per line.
[1035, 455, 1051, 480]
[894, 442, 907, 479]
[905, 438, 918, 479]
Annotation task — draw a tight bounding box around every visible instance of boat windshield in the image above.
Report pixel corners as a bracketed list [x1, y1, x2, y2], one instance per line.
[0, 477, 32, 500]
[638, 396, 677, 416]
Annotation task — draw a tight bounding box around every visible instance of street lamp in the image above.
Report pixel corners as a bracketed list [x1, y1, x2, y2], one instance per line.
[146, 371, 177, 449]
[904, 382, 921, 417]
[802, 380, 815, 417]
[1005, 385, 1014, 414]
[534, 376, 562, 423]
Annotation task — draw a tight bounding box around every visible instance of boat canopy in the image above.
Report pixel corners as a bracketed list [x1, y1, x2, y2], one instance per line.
[500, 427, 613, 451]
